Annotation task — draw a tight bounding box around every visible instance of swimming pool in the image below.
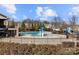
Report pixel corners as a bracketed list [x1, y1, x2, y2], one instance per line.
[19, 31, 44, 36]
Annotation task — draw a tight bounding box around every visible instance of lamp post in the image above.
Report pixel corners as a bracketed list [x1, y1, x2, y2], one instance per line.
[15, 24, 19, 37]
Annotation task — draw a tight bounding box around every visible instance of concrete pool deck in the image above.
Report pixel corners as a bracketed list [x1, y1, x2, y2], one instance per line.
[0, 34, 77, 45]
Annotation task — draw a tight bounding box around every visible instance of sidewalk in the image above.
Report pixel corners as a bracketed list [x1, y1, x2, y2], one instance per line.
[0, 34, 76, 45]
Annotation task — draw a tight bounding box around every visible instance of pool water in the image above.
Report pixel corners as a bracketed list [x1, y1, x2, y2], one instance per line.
[19, 31, 44, 36]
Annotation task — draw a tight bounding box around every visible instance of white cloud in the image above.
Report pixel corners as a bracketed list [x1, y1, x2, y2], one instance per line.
[44, 7, 49, 9]
[36, 7, 43, 16]
[69, 12, 73, 15]
[36, 6, 57, 21]
[72, 6, 79, 11]
[12, 15, 17, 19]
[23, 15, 28, 19]
[44, 9, 57, 17]
[36, 6, 57, 17]
[39, 17, 48, 21]
[0, 4, 16, 14]
[69, 6, 79, 16]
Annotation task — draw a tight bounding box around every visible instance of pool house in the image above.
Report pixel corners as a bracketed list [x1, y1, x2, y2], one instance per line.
[0, 13, 19, 37]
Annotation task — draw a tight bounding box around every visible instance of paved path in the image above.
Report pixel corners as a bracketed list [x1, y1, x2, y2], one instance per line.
[0, 38, 76, 45]
[0, 34, 77, 45]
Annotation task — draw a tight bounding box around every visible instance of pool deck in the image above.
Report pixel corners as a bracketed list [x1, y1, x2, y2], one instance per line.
[0, 34, 77, 45]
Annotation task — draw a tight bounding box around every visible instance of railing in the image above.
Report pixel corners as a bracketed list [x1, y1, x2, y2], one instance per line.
[0, 37, 76, 45]
[0, 28, 6, 30]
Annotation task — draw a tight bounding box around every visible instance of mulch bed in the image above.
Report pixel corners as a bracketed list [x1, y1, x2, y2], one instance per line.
[0, 42, 78, 55]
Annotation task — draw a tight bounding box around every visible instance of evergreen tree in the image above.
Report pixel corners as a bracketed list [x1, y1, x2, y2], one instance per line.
[20, 21, 26, 32]
[11, 20, 15, 28]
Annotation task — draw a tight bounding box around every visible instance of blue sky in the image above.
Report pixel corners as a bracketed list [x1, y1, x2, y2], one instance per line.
[0, 4, 79, 22]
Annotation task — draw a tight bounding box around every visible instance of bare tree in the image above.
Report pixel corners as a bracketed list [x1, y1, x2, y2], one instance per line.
[51, 17, 68, 34]
[52, 17, 64, 29]
[69, 15, 77, 30]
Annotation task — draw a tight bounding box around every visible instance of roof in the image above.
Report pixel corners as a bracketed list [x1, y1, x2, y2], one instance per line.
[0, 13, 8, 20]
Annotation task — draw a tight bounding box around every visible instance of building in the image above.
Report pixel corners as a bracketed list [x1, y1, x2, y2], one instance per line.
[24, 20, 40, 31]
[0, 13, 19, 37]
[0, 13, 8, 37]
[71, 25, 79, 32]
